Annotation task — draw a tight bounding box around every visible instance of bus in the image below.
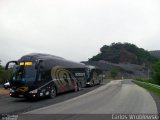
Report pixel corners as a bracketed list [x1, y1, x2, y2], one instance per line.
[5, 53, 87, 99]
[85, 65, 103, 86]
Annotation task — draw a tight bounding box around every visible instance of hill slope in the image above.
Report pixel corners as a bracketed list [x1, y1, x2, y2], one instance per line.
[150, 50, 160, 58]
[89, 42, 157, 65]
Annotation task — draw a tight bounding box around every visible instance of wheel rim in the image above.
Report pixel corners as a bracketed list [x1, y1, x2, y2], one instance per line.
[91, 81, 94, 86]
[50, 87, 56, 98]
[78, 83, 81, 91]
[75, 83, 81, 91]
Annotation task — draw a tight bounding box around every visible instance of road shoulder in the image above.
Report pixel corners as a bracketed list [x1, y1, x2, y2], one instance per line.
[149, 92, 160, 113]
[0, 88, 9, 95]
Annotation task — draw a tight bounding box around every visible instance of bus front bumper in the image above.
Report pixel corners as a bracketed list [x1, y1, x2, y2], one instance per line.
[10, 92, 39, 98]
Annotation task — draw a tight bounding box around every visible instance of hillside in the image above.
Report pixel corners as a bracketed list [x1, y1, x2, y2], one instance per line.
[89, 42, 157, 65]
[82, 60, 148, 78]
[150, 50, 160, 58]
[84, 43, 158, 78]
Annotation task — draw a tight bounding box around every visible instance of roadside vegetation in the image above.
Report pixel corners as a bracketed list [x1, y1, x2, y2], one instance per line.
[135, 60, 160, 85]
[103, 67, 124, 80]
[133, 81, 160, 94]
[134, 60, 160, 94]
[135, 78, 160, 86]
[0, 62, 12, 85]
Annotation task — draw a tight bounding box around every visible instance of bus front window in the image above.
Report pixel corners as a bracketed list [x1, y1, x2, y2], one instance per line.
[13, 65, 37, 82]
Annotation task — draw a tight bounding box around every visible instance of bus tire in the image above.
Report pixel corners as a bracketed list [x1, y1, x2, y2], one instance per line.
[98, 80, 101, 85]
[90, 80, 94, 87]
[49, 86, 56, 99]
[75, 83, 81, 92]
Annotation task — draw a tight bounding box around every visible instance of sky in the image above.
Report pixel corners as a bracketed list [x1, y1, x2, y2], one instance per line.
[0, 0, 160, 65]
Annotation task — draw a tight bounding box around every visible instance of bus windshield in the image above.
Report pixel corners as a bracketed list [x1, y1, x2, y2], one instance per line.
[12, 65, 37, 82]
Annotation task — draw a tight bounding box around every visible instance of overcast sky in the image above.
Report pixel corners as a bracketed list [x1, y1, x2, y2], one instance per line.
[0, 0, 160, 65]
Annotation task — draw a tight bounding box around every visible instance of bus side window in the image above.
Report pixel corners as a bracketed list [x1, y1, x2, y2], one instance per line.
[39, 71, 51, 82]
[86, 69, 90, 78]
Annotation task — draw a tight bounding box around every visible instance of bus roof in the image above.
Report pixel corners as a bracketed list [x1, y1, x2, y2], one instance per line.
[19, 53, 86, 69]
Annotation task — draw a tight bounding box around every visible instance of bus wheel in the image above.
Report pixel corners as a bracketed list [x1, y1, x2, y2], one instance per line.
[90, 80, 94, 87]
[75, 83, 81, 92]
[98, 80, 101, 85]
[49, 86, 56, 98]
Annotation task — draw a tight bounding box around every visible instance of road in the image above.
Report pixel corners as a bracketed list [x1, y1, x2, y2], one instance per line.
[17, 79, 159, 120]
[0, 81, 107, 115]
[26, 79, 158, 114]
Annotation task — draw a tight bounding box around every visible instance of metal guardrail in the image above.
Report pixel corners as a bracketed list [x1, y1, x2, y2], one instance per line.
[133, 80, 160, 89]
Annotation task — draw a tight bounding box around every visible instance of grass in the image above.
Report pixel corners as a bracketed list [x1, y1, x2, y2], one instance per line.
[133, 81, 160, 94]
[136, 78, 160, 86]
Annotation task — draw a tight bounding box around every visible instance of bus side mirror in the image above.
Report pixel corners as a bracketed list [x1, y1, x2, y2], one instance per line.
[5, 63, 10, 70]
[5, 61, 18, 70]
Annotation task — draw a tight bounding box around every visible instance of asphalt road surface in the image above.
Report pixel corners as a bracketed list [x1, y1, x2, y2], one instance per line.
[1, 80, 159, 120]
[26, 79, 158, 114]
[0, 81, 108, 116]
[19, 79, 159, 120]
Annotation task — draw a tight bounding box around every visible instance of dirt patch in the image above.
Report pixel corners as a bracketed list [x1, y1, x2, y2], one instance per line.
[0, 88, 9, 95]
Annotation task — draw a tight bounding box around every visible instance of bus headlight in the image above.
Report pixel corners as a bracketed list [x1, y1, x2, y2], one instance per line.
[10, 88, 15, 93]
[29, 89, 38, 94]
[86, 82, 90, 85]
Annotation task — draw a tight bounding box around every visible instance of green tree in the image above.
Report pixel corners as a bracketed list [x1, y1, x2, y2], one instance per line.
[111, 68, 118, 79]
[152, 61, 160, 82]
[0, 63, 12, 84]
[89, 42, 158, 65]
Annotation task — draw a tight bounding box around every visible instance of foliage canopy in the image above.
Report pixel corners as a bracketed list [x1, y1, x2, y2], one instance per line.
[89, 42, 157, 65]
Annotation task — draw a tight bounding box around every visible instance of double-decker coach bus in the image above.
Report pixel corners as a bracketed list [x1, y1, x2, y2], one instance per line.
[86, 65, 103, 86]
[5, 53, 87, 99]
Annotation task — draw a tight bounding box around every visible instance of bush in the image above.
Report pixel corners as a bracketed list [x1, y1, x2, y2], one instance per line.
[111, 68, 118, 79]
[152, 61, 160, 81]
[0, 65, 12, 84]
